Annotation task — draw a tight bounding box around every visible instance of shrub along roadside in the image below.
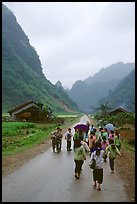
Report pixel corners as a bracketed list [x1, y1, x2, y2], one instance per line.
[119, 128, 135, 157]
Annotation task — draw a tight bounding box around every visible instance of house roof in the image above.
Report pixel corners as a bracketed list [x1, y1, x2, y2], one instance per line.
[8, 101, 43, 114]
[109, 107, 129, 114]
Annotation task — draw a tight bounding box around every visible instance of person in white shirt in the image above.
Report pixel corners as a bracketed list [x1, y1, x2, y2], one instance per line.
[89, 142, 104, 191]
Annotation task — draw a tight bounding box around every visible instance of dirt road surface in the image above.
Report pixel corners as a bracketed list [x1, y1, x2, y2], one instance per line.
[2, 115, 128, 202]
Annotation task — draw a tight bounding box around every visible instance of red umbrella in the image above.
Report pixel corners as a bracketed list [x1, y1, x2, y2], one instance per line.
[74, 124, 89, 131]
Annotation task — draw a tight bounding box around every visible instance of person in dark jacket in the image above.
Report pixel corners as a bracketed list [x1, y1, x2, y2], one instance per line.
[65, 128, 73, 151]
[51, 127, 62, 152]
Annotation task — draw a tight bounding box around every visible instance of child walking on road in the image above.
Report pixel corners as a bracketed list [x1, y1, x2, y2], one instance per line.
[65, 128, 73, 151]
[88, 132, 96, 156]
[101, 136, 109, 162]
[114, 131, 121, 151]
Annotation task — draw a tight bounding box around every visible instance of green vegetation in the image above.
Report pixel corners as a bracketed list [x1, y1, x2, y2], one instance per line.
[2, 115, 80, 155]
[2, 122, 56, 155]
[94, 102, 135, 127]
[92, 110, 135, 154]
[121, 139, 135, 152]
[99, 69, 135, 112]
[2, 122, 35, 137]
[95, 102, 111, 118]
[105, 112, 134, 127]
[2, 4, 79, 114]
[68, 62, 135, 113]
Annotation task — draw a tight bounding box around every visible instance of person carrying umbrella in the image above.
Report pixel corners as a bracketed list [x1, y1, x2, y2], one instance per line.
[84, 121, 90, 141]
[73, 124, 89, 149]
[73, 128, 84, 149]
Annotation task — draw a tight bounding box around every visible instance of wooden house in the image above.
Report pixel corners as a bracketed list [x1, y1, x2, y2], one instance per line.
[108, 107, 129, 116]
[8, 101, 52, 122]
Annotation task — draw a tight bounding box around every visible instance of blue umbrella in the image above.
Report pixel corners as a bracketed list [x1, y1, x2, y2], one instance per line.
[105, 123, 115, 132]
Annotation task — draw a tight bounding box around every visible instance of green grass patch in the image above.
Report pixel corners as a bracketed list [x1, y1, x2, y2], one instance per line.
[2, 122, 36, 137]
[2, 122, 57, 155]
[2, 115, 80, 155]
[121, 139, 135, 152]
[2, 113, 10, 117]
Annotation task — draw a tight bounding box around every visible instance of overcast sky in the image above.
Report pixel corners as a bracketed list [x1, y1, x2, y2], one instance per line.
[3, 2, 135, 89]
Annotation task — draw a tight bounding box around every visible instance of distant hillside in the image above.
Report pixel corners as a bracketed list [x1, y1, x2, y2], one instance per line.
[99, 69, 135, 112]
[85, 62, 134, 84]
[67, 62, 135, 113]
[2, 4, 79, 114]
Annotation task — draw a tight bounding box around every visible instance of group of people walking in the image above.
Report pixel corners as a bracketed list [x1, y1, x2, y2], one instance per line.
[50, 120, 121, 191]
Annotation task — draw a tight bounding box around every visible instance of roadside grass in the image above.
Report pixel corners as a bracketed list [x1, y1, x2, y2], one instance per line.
[121, 139, 135, 152]
[2, 122, 36, 137]
[2, 115, 81, 156]
[119, 128, 135, 152]
[2, 123, 57, 155]
[119, 128, 135, 168]
[121, 138, 135, 169]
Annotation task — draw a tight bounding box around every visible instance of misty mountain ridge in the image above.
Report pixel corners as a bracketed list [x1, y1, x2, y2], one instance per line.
[2, 4, 79, 114]
[84, 62, 134, 84]
[2, 3, 135, 114]
[55, 80, 64, 88]
[99, 68, 135, 112]
[67, 62, 135, 113]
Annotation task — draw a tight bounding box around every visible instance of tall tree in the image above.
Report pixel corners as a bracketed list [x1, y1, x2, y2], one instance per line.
[96, 102, 111, 117]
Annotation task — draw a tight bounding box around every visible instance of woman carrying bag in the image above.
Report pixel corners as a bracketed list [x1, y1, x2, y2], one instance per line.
[89, 142, 104, 191]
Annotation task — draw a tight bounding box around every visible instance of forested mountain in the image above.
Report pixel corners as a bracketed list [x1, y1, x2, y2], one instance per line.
[98, 69, 135, 112]
[84, 62, 134, 84]
[2, 4, 79, 114]
[55, 81, 63, 88]
[67, 62, 135, 113]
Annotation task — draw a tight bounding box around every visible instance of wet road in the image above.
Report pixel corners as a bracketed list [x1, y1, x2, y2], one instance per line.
[2, 115, 127, 202]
